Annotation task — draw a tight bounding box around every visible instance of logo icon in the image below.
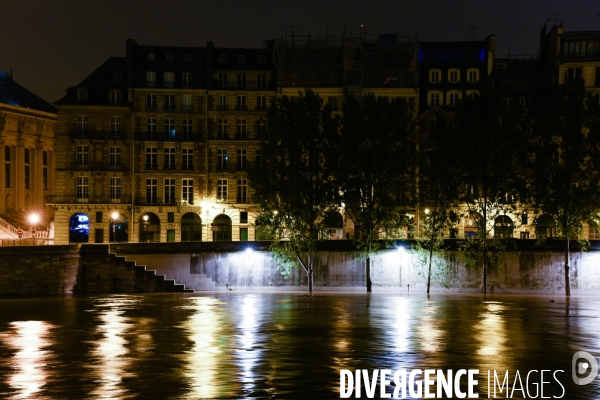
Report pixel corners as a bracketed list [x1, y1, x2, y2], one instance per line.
[572, 351, 599, 385]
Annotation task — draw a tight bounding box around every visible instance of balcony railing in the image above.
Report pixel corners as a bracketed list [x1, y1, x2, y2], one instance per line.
[211, 132, 258, 140]
[213, 80, 274, 90]
[134, 196, 195, 206]
[70, 161, 127, 171]
[70, 129, 126, 140]
[163, 104, 176, 111]
[182, 105, 193, 112]
[45, 195, 132, 204]
[235, 104, 248, 111]
[213, 164, 248, 173]
[146, 103, 158, 110]
[135, 131, 203, 142]
[216, 104, 229, 110]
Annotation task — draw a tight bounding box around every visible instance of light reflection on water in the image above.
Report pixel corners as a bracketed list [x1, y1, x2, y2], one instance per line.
[1, 320, 54, 399]
[0, 293, 598, 399]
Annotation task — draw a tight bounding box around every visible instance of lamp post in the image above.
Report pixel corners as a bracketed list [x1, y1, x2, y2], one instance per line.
[142, 214, 149, 242]
[111, 212, 119, 244]
[28, 213, 40, 246]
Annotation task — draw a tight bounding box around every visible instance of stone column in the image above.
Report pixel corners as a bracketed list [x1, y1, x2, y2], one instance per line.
[15, 139, 25, 211]
[35, 142, 44, 210]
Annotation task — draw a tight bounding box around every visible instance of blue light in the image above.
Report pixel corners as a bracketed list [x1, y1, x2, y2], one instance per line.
[419, 50, 422, 62]
[480, 49, 485, 61]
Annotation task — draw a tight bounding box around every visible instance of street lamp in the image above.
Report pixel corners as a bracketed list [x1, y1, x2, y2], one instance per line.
[28, 213, 40, 245]
[111, 212, 119, 244]
[143, 214, 149, 242]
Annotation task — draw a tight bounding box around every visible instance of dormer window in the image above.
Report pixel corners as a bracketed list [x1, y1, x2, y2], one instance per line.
[448, 69, 460, 83]
[148, 52, 155, 60]
[184, 54, 192, 61]
[113, 71, 122, 83]
[467, 69, 479, 83]
[238, 55, 245, 63]
[429, 69, 441, 83]
[166, 53, 173, 60]
[219, 54, 227, 62]
[258, 55, 266, 63]
[77, 89, 87, 101]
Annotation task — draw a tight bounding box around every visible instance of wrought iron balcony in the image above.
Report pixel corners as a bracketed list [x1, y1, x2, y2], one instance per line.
[134, 196, 195, 206]
[70, 161, 127, 171]
[45, 195, 132, 204]
[182, 105, 193, 112]
[163, 104, 176, 111]
[212, 80, 273, 90]
[70, 129, 126, 140]
[235, 104, 248, 111]
[135, 131, 203, 142]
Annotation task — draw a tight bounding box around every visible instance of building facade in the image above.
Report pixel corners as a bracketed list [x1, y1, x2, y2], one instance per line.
[0, 70, 56, 239]
[49, 40, 276, 244]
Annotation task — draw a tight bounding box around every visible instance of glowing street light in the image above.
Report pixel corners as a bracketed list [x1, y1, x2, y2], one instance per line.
[111, 212, 119, 244]
[28, 213, 40, 245]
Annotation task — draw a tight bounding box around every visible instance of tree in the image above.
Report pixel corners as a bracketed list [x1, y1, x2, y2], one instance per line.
[248, 90, 339, 292]
[527, 85, 600, 296]
[417, 113, 460, 293]
[448, 92, 528, 294]
[337, 93, 416, 292]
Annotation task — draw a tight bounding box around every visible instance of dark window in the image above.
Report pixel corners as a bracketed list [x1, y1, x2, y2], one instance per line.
[240, 211, 248, 224]
[168, 212, 174, 223]
[24, 149, 30, 164]
[5, 146, 10, 161]
[521, 213, 528, 225]
[43, 168, 48, 190]
[4, 164, 10, 188]
[43, 151, 48, 165]
[24, 166, 29, 189]
[96, 212, 103, 223]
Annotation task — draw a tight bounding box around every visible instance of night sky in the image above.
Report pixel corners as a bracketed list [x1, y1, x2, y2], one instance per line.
[1, 0, 598, 103]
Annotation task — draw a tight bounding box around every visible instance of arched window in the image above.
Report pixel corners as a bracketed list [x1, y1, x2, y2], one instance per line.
[140, 213, 160, 242]
[494, 215, 514, 239]
[323, 211, 345, 240]
[109, 213, 129, 243]
[213, 214, 232, 242]
[69, 213, 89, 243]
[535, 214, 556, 239]
[181, 212, 202, 242]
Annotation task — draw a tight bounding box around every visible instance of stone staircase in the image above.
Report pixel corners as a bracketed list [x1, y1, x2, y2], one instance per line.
[78, 244, 195, 293]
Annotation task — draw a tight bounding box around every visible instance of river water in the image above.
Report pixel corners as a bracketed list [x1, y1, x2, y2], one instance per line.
[0, 293, 599, 399]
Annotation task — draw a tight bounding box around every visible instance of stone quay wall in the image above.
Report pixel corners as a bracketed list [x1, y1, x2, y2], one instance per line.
[1, 240, 600, 295]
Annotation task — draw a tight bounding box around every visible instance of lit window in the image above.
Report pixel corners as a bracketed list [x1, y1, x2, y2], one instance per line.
[182, 94, 193, 111]
[76, 176, 89, 199]
[110, 177, 121, 200]
[217, 179, 228, 201]
[182, 179, 193, 203]
[218, 149, 228, 170]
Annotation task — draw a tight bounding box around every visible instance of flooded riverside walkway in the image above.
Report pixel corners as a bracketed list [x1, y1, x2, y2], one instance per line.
[0, 293, 599, 399]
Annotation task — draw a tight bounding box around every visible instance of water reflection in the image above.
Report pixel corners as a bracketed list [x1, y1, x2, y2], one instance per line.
[416, 301, 443, 353]
[1, 320, 54, 399]
[475, 301, 507, 371]
[237, 294, 261, 393]
[89, 296, 138, 399]
[179, 296, 224, 399]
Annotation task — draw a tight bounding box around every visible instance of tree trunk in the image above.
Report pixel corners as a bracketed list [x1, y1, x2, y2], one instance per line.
[483, 250, 487, 294]
[308, 253, 313, 292]
[366, 256, 372, 293]
[565, 237, 570, 297]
